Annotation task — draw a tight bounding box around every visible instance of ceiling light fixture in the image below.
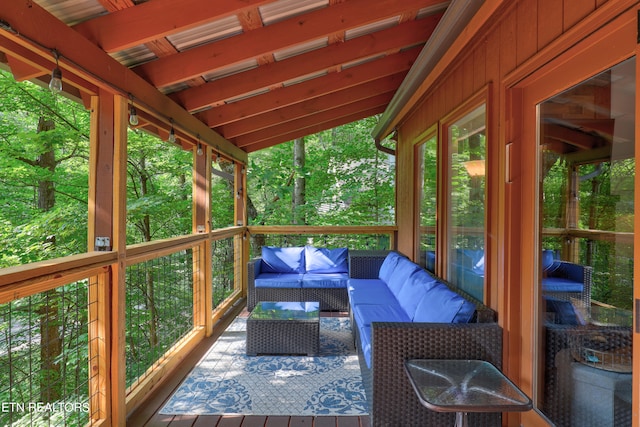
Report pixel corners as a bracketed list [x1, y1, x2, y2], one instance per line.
[168, 119, 176, 143]
[49, 50, 63, 94]
[128, 95, 139, 126]
[196, 136, 203, 156]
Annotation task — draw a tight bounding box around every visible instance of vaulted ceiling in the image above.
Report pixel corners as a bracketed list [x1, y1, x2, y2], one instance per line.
[0, 0, 451, 155]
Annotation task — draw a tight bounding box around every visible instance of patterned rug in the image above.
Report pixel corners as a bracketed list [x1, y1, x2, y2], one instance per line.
[160, 317, 368, 416]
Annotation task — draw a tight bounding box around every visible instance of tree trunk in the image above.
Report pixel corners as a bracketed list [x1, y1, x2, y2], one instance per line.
[39, 291, 61, 402]
[138, 156, 159, 347]
[293, 137, 306, 225]
[36, 116, 61, 403]
[37, 117, 56, 211]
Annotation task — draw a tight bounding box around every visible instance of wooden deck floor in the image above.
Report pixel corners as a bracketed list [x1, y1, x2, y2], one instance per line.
[127, 301, 371, 427]
[142, 414, 371, 427]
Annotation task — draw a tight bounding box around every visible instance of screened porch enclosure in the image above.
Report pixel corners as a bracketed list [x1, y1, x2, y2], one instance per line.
[3, 1, 640, 426]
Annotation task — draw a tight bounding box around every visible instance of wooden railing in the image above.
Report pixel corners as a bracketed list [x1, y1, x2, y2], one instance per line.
[0, 224, 396, 426]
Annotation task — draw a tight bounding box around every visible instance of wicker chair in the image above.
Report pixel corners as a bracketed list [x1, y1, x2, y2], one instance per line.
[543, 260, 593, 308]
[349, 251, 503, 427]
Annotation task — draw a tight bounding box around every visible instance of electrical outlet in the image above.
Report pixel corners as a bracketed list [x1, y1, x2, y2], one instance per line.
[95, 237, 111, 251]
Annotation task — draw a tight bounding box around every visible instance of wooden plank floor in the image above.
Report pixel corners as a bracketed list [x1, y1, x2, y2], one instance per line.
[142, 414, 370, 427]
[128, 301, 371, 427]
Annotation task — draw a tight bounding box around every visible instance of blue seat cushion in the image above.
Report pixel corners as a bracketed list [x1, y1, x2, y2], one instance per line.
[378, 252, 402, 283]
[386, 257, 422, 298]
[304, 246, 348, 273]
[301, 273, 348, 288]
[352, 304, 411, 328]
[347, 278, 388, 293]
[260, 246, 305, 274]
[254, 273, 303, 288]
[542, 277, 583, 293]
[348, 281, 396, 305]
[413, 283, 475, 323]
[396, 269, 438, 319]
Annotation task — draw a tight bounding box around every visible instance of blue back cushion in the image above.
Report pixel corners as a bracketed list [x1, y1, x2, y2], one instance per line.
[413, 283, 475, 323]
[304, 246, 348, 273]
[260, 246, 305, 273]
[396, 269, 438, 319]
[386, 257, 422, 298]
[378, 252, 402, 283]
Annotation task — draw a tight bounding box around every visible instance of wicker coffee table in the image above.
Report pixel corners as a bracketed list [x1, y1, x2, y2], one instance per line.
[246, 301, 320, 356]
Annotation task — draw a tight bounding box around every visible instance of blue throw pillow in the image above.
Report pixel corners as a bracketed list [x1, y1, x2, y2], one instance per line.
[304, 246, 348, 273]
[260, 246, 305, 273]
[473, 255, 485, 275]
[413, 283, 475, 323]
[544, 296, 579, 325]
[542, 249, 561, 274]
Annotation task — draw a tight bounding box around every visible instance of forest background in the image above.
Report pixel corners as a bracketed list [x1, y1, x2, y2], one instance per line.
[0, 69, 396, 269]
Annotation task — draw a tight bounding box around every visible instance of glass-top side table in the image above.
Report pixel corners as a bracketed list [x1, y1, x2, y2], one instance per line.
[404, 359, 532, 427]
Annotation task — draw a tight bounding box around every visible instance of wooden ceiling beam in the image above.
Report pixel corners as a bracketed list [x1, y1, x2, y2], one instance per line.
[243, 106, 385, 153]
[198, 47, 419, 127]
[220, 75, 404, 139]
[543, 123, 603, 150]
[96, 0, 136, 12]
[0, 1, 246, 161]
[172, 15, 440, 112]
[133, 0, 441, 88]
[0, 35, 99, 97]
[234, 93, 392, 147]
[73, 0, 273, 52]
[4, 54, 45, 82]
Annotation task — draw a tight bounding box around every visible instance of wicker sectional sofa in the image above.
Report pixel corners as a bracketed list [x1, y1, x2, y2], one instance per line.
[247, 245, 350, 311]
[348, 250, 502, 427]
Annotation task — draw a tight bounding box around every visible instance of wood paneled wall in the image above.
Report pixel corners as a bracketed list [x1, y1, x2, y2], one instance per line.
[394, 0, 638, 425]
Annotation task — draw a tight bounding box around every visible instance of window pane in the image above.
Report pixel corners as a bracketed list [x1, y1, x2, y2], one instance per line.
[539, 58, 634, 427]
[417, 135, 437, 272]
[447, 104, 486, 301]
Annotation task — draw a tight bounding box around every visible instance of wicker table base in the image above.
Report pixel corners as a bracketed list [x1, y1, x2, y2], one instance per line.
[246, 301, 320, 356]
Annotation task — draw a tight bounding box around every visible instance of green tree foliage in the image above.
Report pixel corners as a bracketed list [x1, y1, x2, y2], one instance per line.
[126, 130, 192, 244]
[0, 70, 89, 266]
[247, 116, 395, 226]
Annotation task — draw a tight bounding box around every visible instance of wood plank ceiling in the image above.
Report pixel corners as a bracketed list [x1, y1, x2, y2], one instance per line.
[0, 0, 449, 153]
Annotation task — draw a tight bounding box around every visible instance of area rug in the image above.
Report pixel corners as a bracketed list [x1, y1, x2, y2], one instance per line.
[159, 316, 368, 416]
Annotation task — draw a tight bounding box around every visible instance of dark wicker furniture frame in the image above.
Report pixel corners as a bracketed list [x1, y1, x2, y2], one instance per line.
[348, 251, 503, 427]
[246, 301, 320, 356]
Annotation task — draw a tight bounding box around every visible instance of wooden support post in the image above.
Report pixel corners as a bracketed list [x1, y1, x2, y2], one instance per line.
[87, 90, 115, 424]
[111, 94, 128, 426]
[193, 144, 212, 335]
[235, 162, 248, 298]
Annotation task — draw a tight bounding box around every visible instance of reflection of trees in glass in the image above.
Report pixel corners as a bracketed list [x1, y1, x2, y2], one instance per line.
[542, 155, 635, 309]
[418, 137, 437, 258]
[420, 138, 437, 228]
[450, 127, 485, 250]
